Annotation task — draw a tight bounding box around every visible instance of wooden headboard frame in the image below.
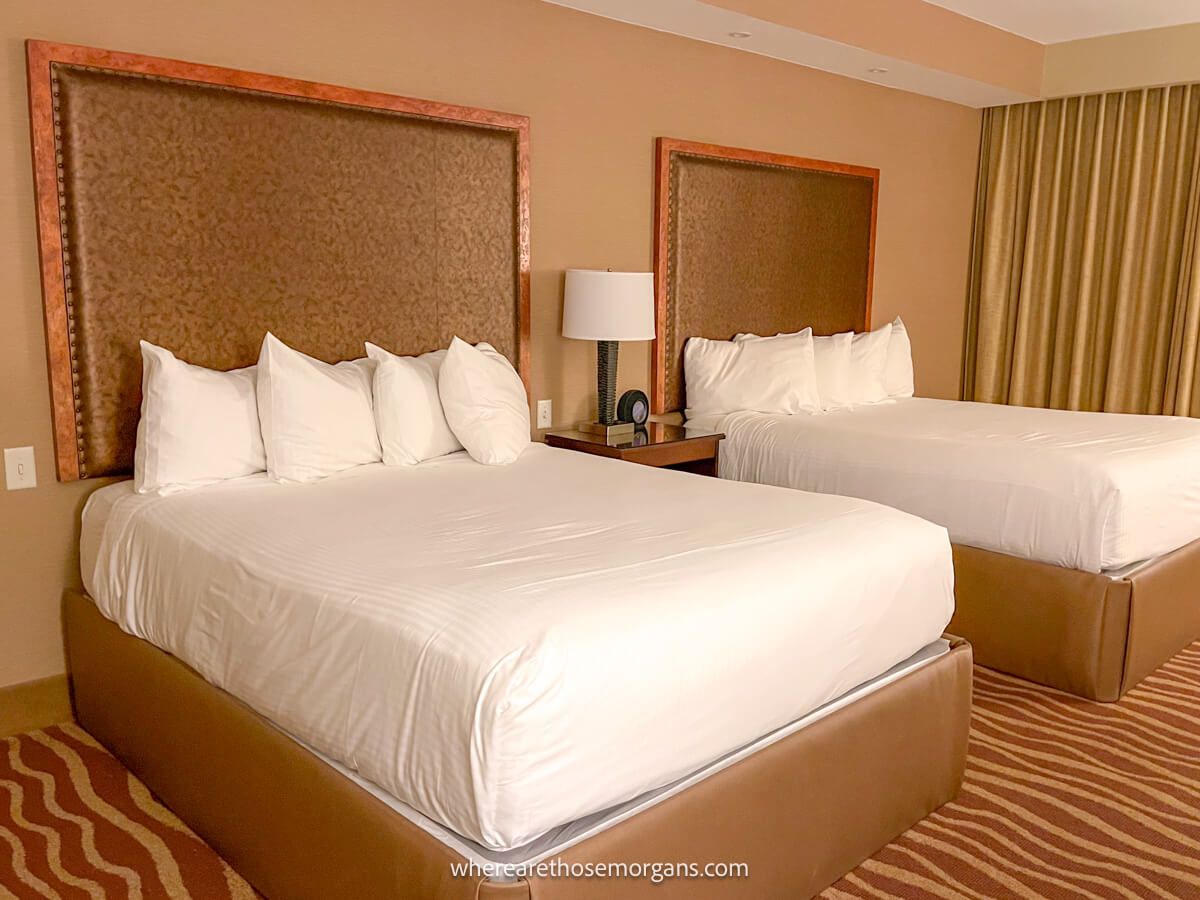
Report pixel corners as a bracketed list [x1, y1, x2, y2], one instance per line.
[27, 40, 530, 481]
[652, 137, 878, 414]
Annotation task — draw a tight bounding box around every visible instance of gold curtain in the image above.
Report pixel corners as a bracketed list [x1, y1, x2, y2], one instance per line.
[963, 85, 1200, 415]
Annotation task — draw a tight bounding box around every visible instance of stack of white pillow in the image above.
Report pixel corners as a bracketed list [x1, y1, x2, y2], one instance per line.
[134, 333, 530, 494]
[683, 318, 914, 420]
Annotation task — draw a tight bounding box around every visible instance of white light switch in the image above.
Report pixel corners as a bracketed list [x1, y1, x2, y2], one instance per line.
[536, 399, 553, 429]
[4, 447, 37, 490]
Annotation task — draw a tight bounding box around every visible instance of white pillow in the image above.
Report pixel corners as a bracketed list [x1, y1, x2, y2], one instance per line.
[884, 317, 915, 398]
[810, 332, 853, 410]
[848, 323, 893, 406]
[256, 333, 381, 483]
[685, 331, 820, 420]
[736, 329, 851, 412]
[365, 343, 462, 465]
[438, 337, 530, 465]
[134, 341, 265, 494]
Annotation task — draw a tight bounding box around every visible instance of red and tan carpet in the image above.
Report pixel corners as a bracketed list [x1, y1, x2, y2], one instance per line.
[825, 646, 1200, 899]
[0, 723, 256, 899]
[4, 648, 1200, 899]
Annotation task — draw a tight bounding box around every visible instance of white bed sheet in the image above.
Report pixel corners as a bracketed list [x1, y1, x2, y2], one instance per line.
[310, 638, 951, 872]
[82, 444, 953, 851]
[699, 398, 1200, 572]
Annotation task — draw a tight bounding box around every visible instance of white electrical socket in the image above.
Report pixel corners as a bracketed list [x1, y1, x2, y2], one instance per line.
[4, 447, 37, 490]
[536, 399, 553, 429]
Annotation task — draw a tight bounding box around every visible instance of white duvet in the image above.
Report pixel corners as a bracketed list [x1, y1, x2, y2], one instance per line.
[83, 444, 953, 851]
[705, 398, 1200, 572]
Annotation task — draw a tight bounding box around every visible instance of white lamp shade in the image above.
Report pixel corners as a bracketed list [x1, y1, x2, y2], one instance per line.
[562, 269, 656, 341]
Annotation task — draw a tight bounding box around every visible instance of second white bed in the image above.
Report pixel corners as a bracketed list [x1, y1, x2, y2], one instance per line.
[83, 443, 952, 852]
[700, 397, 1200, 573]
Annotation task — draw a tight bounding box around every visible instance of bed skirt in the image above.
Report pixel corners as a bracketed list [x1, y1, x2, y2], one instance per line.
[949, 538, 1200, 701]
[63, 590, 972, 900]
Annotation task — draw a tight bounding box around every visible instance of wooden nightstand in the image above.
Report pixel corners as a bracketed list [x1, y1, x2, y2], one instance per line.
[544, 422, 724, 477]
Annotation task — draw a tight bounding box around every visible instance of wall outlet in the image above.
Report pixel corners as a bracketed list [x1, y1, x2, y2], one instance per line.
[4, 447, 36, 490]
[536, 399, 553, 429]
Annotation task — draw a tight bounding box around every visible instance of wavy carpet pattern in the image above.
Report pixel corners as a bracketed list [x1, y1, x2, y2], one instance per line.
[825, 646, 1200, 899]
[4, 649, 1200, 899]
[0, 723, 256, 899]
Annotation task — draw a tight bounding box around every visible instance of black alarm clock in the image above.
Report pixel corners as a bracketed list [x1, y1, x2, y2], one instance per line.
[617, 389, 650, 426]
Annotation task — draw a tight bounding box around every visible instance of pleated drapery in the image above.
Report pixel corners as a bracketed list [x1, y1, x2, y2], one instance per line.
[963, 85, 1200, 415]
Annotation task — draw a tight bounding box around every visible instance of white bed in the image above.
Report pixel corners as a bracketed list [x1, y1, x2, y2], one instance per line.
[82, 442, 953, 853]
[313, 637, 950, 873]
[695, 397, 1200, 573]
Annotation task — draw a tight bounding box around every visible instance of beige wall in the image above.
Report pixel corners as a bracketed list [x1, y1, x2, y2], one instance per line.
[1044, 23, 1200, 98]
[0, 0, 981, 689]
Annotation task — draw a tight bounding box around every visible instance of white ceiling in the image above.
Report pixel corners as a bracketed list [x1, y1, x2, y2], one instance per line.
[924, 0, 1200, 44]
[545, 0, 1036, 108]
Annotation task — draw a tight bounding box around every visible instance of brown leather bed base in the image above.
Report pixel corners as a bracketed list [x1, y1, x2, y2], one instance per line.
[949, 538, 1200, 701]
[64, 590, 972, 900]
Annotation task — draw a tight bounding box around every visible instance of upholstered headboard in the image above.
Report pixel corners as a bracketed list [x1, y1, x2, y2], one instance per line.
[27, 41, 530, 481]
[652, 138, 877, 414]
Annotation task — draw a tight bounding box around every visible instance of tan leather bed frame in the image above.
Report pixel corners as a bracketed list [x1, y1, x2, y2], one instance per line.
[65, 591, 971, 899]
[951, 541, 1200, 701]
[30, 41, 972, 899]
[651, 137, 1200, 701]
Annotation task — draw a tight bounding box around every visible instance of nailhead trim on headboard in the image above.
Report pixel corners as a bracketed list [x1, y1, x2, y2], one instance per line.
[49, 64, 88, 478]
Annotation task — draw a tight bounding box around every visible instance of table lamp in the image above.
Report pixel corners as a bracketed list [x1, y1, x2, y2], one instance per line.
[562, 269, 656, 439]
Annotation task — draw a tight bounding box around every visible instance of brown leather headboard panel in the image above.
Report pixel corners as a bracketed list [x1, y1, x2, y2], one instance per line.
[27, 41, 530, 481]
[652, 138, 877, 414]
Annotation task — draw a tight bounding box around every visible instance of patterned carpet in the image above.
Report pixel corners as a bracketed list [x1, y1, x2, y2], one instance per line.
[0, 723, 256, 899]
[4, 649, 1200, 899]
[825, 646, 1200, 899]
